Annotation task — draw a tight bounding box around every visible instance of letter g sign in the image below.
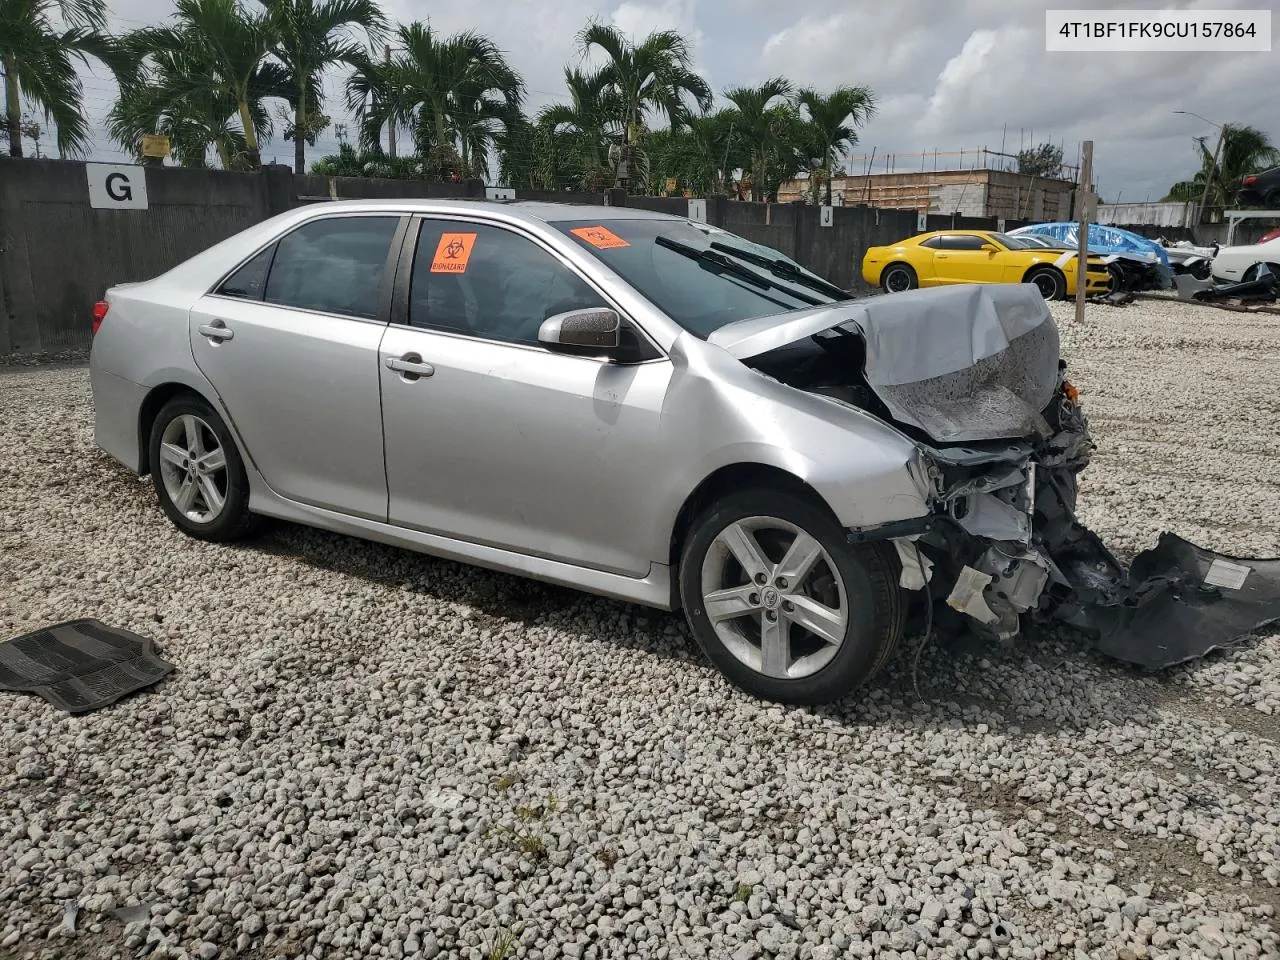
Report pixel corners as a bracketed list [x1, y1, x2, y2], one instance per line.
[87, 163, 149, 209]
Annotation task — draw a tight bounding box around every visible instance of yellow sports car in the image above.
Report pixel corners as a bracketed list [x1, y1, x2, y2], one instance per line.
[862, 230, 1113, 300]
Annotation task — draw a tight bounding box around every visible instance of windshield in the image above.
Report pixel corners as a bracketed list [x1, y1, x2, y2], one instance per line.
[553, 218, 840, 338]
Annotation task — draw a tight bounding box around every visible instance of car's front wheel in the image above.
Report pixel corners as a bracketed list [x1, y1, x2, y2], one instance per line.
[1025, 266, 1066, 300]
[148, 395, 258, 542]
[679, 488, 905, 705]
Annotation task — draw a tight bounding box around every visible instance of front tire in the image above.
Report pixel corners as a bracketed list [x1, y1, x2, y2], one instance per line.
[881, 263, 917, 294]
[678, 488, 906, 705]
[1025, 266, 1066, 300]
[148, 395, 258, 542]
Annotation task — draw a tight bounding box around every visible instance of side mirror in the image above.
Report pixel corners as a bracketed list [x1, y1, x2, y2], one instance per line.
[538, 308, 621, 354]
[980, 243, 999, 253]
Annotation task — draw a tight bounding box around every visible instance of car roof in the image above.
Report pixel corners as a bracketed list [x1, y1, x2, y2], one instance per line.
[288, 198, 685, 224]
[916, 229, 993, 239]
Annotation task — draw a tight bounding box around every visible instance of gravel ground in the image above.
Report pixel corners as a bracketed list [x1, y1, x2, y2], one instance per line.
[2, 296, 1279, 960]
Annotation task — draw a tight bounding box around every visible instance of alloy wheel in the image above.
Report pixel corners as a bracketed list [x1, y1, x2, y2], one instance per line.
[699, 516, 849, 680]
[885, 267, 912, 293]
[158, 414, 228, 524]
[1031, 272, 1060, 299]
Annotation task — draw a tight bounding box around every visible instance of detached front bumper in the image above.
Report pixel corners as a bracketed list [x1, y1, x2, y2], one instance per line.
[883, 394, 1280, 669]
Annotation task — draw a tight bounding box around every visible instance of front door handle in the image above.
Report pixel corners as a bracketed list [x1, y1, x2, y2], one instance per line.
[198, 320, 234, 342]
[385, 353, 435, 380]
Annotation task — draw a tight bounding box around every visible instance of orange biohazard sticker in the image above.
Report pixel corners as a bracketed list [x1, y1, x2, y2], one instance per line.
[430, 232, 477, 273]
[570, 226, 630, 249]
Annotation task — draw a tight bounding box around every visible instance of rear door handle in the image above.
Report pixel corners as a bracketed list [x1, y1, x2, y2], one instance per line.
[198, 320, 234, 342]
[385, 354, 435, 380]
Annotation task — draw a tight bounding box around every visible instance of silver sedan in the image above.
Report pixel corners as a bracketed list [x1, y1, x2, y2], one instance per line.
[89, 199, 1095, 704]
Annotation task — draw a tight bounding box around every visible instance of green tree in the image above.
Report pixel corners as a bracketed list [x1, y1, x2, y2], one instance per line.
[108, 6, 286, 170]
[1165, 124, 1278, 208]
[576, 21, 712, 191]
[794, 85, 875, 204]
[1, 0, 116, 157]
[723, 78, 795, 201]
[1016, 141, 1065, 178]
[310, 140, 421, 177]
[646, 108, 741, 196]
[348, 22, 522, 181]
[262, 0, 386, 175]
[534, 66, 619, 191]
[138, 0, 281, 168]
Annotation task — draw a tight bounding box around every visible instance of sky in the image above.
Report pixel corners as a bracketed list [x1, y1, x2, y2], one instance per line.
[62, 0, 1278, 203]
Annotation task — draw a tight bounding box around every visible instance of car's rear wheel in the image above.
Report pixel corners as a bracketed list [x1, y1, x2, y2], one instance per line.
[148, 395, 258, 542]
[881, 263, 917, 294]
[1025, 266, 1066, 300]
[678, 488, 905, 705]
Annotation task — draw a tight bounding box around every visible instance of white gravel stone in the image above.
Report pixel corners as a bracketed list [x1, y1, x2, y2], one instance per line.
[1, 298, 1279, 959]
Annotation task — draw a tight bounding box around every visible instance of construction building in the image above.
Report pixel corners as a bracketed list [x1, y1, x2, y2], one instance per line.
[779, 168, 1081, 222]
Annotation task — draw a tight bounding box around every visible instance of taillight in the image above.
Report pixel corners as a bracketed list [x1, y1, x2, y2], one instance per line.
[1244, 175, 1258, 185]
[92, 300, 109, 335]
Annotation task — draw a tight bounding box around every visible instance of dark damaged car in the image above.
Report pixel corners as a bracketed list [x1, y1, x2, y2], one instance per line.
[87, 202, 1280, 705]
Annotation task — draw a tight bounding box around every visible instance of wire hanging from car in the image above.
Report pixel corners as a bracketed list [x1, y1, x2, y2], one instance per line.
[909, 542, 935, 705]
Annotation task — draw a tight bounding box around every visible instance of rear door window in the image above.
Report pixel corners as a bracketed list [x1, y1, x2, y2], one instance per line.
[263, 216, 401, 319]
[217, 245, 276, 300]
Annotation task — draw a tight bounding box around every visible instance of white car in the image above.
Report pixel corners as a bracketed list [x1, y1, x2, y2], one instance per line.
[1209, 236, 1280, 283]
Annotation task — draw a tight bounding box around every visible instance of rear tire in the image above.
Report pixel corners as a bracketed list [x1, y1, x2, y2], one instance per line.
[678, 488, 906, 705]
[881, 263, 917, 294]
[1025, 266, 1066, 300]
[148, 395, 259, 543]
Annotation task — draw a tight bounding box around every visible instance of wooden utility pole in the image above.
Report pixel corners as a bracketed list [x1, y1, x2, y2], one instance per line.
[385, 45, 397, 159]
[1074, 140, 1093, 324]
[1198, 127, 1225, 223]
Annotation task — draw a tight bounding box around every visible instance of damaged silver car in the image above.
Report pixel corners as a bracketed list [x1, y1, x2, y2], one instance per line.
[88, 201, 1280, 705]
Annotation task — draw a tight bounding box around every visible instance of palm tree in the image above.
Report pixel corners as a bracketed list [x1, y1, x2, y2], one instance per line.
[724, 78, 794, 201]
[536, 66, 618, 190]
[577, 22, 712, 190]
[108, 32, 257, 167]
[141, 0, 279, 168]
[795, 85, 875, 204]
[1166, 124, 1279, 208]
[349, 22, 521, 182]
[647, 108, 741, 196]
[109, 9, 285, 170]
[1, 0, 115, 157]
[262, 0, 386, 174]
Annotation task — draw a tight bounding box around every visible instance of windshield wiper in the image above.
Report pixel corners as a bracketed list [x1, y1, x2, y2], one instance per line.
[708, 241, 852, 302]
[655, 235, 821, 306]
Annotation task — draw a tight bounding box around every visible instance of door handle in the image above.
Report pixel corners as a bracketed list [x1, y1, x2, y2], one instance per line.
[198, 320, 234, 342]
[385, 354, 435, 380]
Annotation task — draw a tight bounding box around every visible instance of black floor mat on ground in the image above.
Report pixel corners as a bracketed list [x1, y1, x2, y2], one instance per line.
[0, 619, 174, 714]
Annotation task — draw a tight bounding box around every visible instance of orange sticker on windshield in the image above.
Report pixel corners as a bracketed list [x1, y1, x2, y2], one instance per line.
[571, 226, 630, 249]
[430, 232, 477, 273]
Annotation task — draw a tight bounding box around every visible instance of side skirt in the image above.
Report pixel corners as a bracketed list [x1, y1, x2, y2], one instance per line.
[247, 486, 677, 612]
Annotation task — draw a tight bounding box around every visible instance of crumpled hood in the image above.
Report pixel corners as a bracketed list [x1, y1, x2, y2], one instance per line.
[710, 284, 1061, 443]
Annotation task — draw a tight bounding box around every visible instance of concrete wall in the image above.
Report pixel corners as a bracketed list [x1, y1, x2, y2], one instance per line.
[0, 160, 487, 356]
[3, 159, 1224, 358]
[1097, 201, 1198, 229]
